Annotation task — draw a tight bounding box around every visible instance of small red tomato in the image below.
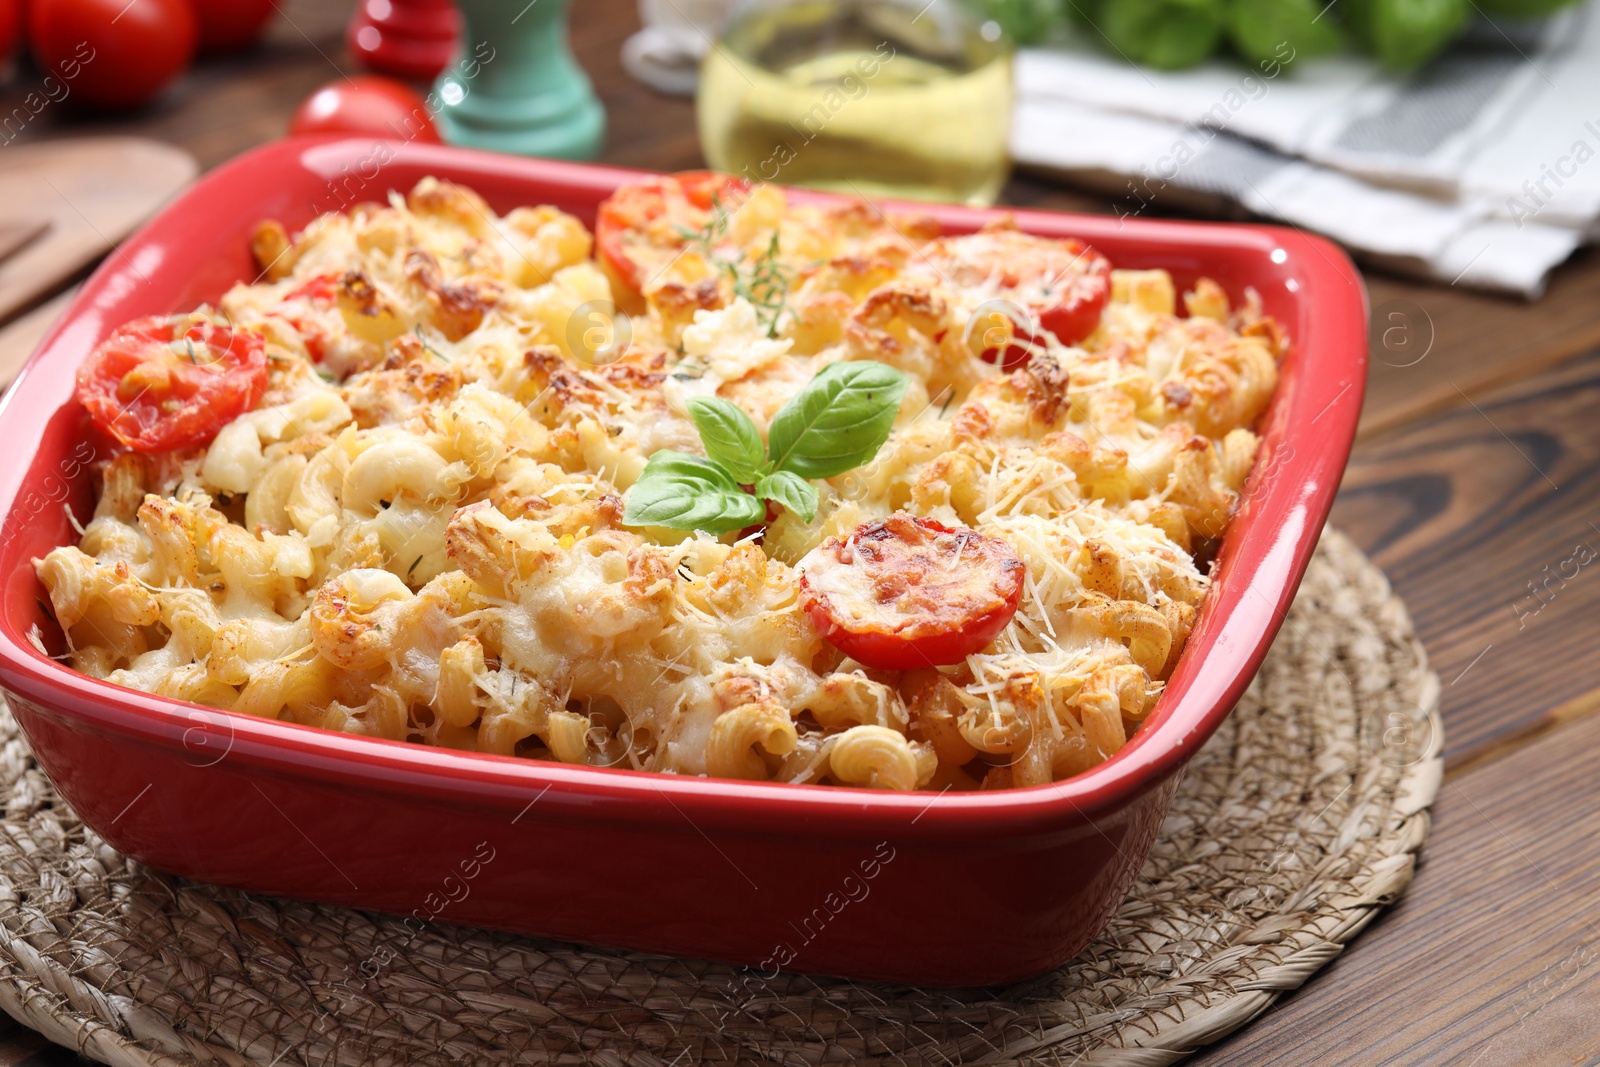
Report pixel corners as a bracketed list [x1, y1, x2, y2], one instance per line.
[190, 0, 276, 53]
[922, 230, 1112, 369]
[289, 75, 440, 143]
[595, 171, 751, 297]
[798, 514, 1026, 670]
[29, 0, 197, 110]
[76, 316, 269, 453]
[0, 0, 22, 64]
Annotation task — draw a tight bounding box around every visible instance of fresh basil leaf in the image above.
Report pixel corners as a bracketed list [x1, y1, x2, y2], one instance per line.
[766, 361, 910, 479]
[687, 396, 767, 483]
[756, 470, 819, 523]
[622, 451, 765, 534]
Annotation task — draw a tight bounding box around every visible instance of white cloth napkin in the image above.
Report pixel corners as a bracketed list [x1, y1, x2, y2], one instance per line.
[1012, 7, 1600, 295]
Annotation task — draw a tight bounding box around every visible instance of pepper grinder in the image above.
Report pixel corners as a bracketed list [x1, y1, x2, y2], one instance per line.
[432, 0, 606, 161]
[347, 0, 461, 80]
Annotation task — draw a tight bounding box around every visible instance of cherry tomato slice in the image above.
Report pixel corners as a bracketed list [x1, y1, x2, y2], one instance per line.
[925, 230, 1112, 369]
[594, 171, 751, 297]
[798, 514, 1025, 670]
[280, 272, 341, 363]
[76, 316, 269, 453]
[283, 273, 339, 304]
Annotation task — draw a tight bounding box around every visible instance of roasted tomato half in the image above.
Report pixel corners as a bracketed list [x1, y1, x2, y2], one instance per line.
[923, 230, 1112, 368]
[594, 170, 751, 298]
[76, 315, 269, 453]
[798, 514, 1025, 670]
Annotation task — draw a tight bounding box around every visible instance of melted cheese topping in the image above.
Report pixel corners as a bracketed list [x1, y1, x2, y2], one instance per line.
[36, 178, 1284, 791]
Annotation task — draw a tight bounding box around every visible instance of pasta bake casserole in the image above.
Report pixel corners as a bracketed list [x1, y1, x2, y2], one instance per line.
[35, 172, 1283, 792]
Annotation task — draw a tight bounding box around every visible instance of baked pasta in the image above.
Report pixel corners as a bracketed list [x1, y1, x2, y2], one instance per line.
[35, 172, 1284, 791]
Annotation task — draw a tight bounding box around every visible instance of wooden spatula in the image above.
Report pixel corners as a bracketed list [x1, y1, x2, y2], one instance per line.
[0, 286, 76, 385]
[0, 138, 197, 328]
[0, 218, 48, 267]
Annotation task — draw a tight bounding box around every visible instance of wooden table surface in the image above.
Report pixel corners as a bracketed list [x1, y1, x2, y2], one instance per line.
[2, 2, 1598, 1064]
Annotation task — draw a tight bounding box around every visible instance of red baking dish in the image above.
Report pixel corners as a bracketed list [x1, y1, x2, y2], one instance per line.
[0, 138, 1366, 987]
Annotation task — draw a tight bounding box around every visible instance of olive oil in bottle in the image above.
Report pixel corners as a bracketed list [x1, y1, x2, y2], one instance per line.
[697, 0, 1013, 207]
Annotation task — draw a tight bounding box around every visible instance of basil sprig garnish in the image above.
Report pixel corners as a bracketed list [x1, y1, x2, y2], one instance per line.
[621, 452, 766, 533]
[689, 396, 766, 484]
[623, 361, 910, 534]
[766, 360, 909, 478]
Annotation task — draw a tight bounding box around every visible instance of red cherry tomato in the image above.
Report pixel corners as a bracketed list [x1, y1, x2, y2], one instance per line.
[923, 231, 1112, 369]
[289, 75, 440, 143]
[29, 0, 196, 110]
[190, 0, 276, 53]
[798, 514, 1026, 670]
[0, 0, 22, 63]
[594, 171, 751, 297]
[76, 316, 269, 453]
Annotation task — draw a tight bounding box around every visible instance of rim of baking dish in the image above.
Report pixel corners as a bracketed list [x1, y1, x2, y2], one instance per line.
[0, 138, 1367, 840]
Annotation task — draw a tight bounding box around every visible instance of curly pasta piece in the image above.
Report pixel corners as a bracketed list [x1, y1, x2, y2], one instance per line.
[235, 657, 341, 720]
[706, 703, 799, 780]
[903, 668, 979, 768]
[342, 435, 459, 517]
[435, 637, 487, 728]
[36, 549, 157, 631]
[827, 725, 934, 791]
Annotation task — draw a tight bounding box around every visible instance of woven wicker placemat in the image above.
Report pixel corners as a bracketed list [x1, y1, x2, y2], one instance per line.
[0, 529, 1441, 1067]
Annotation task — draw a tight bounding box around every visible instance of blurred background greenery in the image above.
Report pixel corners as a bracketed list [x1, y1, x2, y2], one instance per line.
[968, 0, 1583, 70]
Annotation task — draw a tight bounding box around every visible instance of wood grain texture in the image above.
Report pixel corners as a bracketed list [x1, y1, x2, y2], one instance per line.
[1359, 252, 1600, 438]
[1188, 696, 1600, 1067]
[1332, 350, 1600, 768]
[0, 220, 48, 267]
